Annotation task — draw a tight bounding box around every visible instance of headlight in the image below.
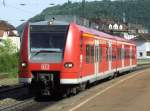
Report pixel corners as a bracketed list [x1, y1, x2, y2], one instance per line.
[21, 62, 27, 68]
[64, 62, 74, 68]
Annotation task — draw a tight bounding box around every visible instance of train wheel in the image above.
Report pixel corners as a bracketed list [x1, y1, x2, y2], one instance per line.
[79, 82, 87, 91]
[65, 88, 71, 97]
[114, 71, 119, 78]
[71, 87, 78, 95]
[108, 74, 114, 80]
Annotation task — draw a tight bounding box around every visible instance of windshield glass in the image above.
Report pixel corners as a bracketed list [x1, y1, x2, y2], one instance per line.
[30, 25, 68, 52]
[29, 25, 68, 63]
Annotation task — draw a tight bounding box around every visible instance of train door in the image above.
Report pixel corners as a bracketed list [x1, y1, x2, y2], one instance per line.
[94, 40, 99, 79]
[132, 46, 136, 65]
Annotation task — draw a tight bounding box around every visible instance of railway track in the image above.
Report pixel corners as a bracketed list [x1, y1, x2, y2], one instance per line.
[0, 64, 150, 111]
[0, 84, 26, 94]
[0, 98, 34, 111]
[0, 84, 32, 111]
[0, 84, 28, 100]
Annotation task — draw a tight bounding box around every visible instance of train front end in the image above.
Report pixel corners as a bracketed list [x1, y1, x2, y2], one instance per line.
[19, 21, 71, 95]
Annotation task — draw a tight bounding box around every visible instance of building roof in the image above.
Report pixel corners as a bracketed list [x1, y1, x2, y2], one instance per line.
[91, 18, 115, 25]
[0, 20, 15, 31]
[0, 20, 17, 37]
[0, 30, 5, 37]
[133, 33, 150, 41]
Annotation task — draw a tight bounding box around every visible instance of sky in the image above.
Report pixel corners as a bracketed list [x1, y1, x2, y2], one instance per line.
[0, 0, 116, 27]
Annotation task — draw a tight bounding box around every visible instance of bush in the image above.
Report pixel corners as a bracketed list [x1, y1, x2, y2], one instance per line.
[0, 39, 19, 78]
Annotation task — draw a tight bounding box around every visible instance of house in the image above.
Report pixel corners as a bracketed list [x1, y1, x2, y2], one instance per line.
[0, 20, 20, 51]
[90, 18, 150, 60]
[90, 18, 128, 33]
[133, 34, 150, 59]
[124, 23, 150, 59]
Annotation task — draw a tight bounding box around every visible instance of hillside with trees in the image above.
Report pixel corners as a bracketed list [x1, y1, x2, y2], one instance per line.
[17, 0, 150, 32]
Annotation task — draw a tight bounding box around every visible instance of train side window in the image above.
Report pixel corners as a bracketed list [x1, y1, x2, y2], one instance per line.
[133, 47, 136, 59]
[132, 48, 135, 59]
[127, 48, 130, 59]
[112, 47, 116, 61]
[130, 48, 132, 59]
[96, 46, 99, 62]
[125, 48, 129, 59]
[106, 47, 109, 61]
[99, 45, 102, 62]
[125, 49, 127, 59]
[80, 37, 83, 51]
[86, 44, 91, 63]
[121, 48, 124, 59]
[118, 48, 122, 60]
[91, 46, 94, 63]
[124, 49, 126, 59]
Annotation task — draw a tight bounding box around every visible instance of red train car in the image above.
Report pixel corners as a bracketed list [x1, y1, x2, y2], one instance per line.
[19, 20, 137, 96]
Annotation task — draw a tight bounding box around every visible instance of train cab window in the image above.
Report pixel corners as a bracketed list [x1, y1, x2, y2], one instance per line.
[30, 25, 68, 52]
[86, 45, 91, 63]
[29, 25, 68, 63]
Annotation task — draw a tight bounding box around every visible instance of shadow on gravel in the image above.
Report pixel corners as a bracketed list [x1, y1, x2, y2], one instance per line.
[35, 95, 62, 102]
[0, 84, 33, 101]
[18, 95, 63, 111]
[0, 85, 10, 90]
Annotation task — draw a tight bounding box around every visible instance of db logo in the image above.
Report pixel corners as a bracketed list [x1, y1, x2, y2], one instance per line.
[41, 64, 50, 70]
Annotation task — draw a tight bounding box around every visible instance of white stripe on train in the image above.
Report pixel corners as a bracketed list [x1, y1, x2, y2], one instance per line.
[60, 65, 137, 84]
[19, 65, 136, 84]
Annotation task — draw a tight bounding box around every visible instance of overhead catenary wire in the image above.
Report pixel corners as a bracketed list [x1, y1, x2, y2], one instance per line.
[2, 0, 5, 7]
[1, 0, 41, 16]
[5, 4, 35, 16]
[0, 0, 57, 26]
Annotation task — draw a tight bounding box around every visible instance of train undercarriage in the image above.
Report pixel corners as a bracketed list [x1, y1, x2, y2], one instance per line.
[29, 71, 87, 97]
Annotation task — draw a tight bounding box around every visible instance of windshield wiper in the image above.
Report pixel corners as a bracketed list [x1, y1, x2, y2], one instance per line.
[32, 50, 62, 56]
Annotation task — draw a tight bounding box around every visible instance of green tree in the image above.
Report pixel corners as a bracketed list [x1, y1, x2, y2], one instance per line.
[17, 0, 150, 32]
[0, 39, 19, 77]
[0, 39, 16, 54]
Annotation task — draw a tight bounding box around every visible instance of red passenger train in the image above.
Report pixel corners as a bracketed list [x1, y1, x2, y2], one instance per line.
[19, 20, 137, 96]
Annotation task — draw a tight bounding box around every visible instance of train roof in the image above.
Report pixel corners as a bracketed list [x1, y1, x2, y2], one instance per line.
[75, 23, 135, 45]
[30, 20, 69, 26]
[29, 20, 135, 45]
